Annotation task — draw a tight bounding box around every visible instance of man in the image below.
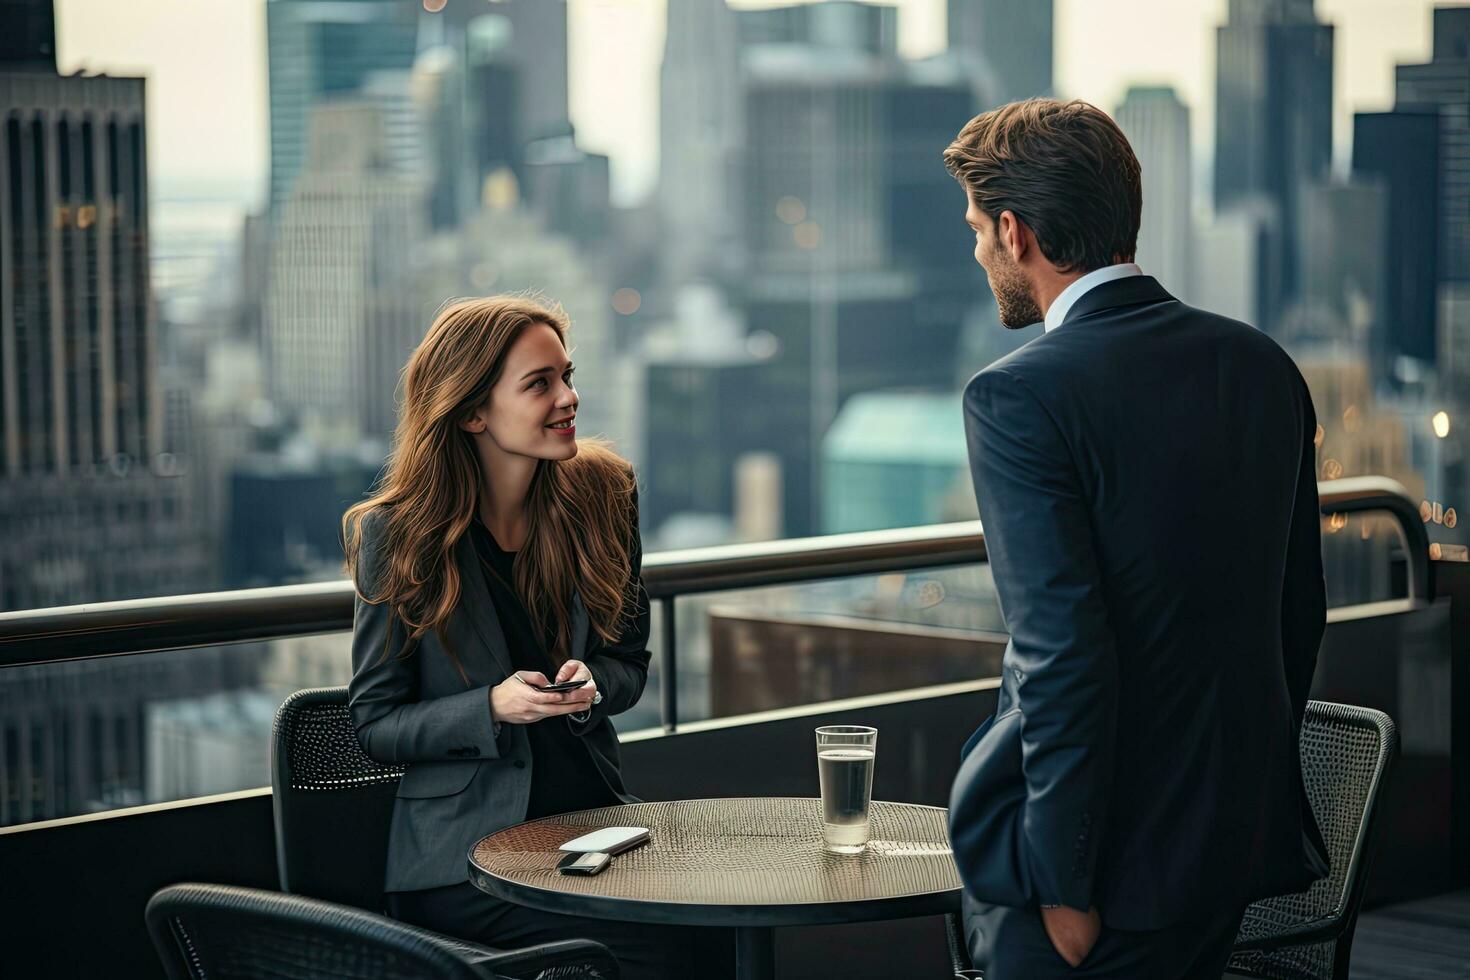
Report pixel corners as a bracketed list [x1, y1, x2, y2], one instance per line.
[944, 99, 1329, 978]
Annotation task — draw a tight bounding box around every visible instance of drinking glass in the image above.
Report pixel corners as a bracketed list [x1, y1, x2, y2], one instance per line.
[815, 725, 877, 853]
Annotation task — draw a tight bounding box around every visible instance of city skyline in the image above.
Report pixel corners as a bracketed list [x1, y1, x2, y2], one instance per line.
[56, 0, 1443, 207]
[4, 0, 1463, 836]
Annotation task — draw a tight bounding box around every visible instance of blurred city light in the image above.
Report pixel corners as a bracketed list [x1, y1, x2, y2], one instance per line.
[776, 196, 807, 225]
[611, 288, 642, 316]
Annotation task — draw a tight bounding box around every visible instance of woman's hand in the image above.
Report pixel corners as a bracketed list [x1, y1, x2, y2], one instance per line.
[553, 660, 599, 712]
[489, 670, 595, 725]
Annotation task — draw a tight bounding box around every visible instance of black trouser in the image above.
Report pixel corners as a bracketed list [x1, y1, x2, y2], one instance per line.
[388, 881, 734, 980]
[964, 895, 1246, 980]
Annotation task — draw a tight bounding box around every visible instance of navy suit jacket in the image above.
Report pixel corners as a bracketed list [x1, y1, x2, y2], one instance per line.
[948, 275, 1330, 931]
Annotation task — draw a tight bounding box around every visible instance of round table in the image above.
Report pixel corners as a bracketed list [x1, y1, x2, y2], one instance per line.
[468, 798, 962, 980]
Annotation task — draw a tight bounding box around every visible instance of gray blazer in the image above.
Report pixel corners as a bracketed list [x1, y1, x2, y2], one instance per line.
[347, 507, 647, 893]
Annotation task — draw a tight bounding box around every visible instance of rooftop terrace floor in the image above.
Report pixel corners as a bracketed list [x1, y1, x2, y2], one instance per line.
[1351, 890, 1470, 979]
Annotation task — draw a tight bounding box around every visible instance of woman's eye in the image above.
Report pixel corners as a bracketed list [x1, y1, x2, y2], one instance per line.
[530, 378, 547, 390]
[563, 370, 575, 384]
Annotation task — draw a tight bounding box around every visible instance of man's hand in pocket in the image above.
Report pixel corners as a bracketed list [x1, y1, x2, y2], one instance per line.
[1040, 905, 1102, 967]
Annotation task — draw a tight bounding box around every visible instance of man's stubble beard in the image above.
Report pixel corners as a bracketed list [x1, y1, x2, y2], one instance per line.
[987, 243, 1044, 330]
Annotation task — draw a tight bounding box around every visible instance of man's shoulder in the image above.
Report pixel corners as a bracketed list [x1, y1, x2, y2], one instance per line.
[963, 299, 1305, 415]
[1180, 300, 1295, 353]
[962, 356, 1048, 428]
[962, 331, 1066, 407]
[1176, 302, 1309, 394]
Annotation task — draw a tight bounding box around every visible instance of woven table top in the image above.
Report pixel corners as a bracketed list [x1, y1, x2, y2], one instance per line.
[468, 798, 962, 928]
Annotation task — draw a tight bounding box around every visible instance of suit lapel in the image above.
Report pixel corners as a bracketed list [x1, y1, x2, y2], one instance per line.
[452, 532, 515, 677]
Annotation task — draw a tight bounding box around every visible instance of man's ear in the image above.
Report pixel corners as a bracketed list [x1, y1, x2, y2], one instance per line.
[997, 209, 1029, 263]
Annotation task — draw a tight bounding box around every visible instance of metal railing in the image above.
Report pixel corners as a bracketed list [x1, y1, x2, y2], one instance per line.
[0, 476, 1431, 732]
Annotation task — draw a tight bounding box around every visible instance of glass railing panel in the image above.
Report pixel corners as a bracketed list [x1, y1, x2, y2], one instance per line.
[1320, 508, 1415, 607]
[0, 634, 351, 829]
[668, 562, 1003, 724]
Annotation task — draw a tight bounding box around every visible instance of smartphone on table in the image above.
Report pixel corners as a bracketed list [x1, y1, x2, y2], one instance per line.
[558, 827, 650, 856]
[558, 851, 611, 876]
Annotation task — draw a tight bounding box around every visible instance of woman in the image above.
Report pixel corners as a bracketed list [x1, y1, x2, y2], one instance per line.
[344, 296, 730, 979]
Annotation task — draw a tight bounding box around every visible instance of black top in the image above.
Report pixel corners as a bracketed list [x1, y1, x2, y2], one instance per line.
[467, 520, 621, 820]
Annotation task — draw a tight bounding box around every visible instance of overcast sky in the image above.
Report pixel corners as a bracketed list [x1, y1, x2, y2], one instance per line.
[55, 0, 1444, 206]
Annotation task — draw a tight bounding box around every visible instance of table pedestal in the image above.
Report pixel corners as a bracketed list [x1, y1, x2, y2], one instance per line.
[735, 925, 775, 980]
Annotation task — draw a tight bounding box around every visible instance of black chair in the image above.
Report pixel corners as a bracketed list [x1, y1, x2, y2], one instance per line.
[146, 882, 620, 980]
[272, 686, 618, 979]
[943, 700, 1399, 980]
[1226, 701, 1398, 980]
[272, 685, 405, 912]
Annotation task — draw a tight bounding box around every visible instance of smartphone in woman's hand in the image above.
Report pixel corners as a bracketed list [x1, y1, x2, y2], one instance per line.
[533, 677, 589, 693]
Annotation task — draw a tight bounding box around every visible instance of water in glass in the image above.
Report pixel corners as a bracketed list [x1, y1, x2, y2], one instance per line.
[815, 726, 877, 853]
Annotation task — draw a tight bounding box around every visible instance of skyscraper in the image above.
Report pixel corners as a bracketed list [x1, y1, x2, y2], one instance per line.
[946, 0, 1054, 106]
[1441, 285, 1470, 394]
[738, 1, 898, 55]
[1353, 110, 1441, 370]
[265, 0, 420, 211]
[726, 5, 976, 533]
[0, 0, 55, 69]
[659, 0, 742, 283]
[0, 4, 208, 610]
[737, 3, 969, 280]
[265, 104, 426, 442]
[640, 289, 769, 538]
[415, 11, 512, 231]
[416, 2, 573, 232]
[1214, 0, 1333, 328]
[522, 135, 612, 246]
[1291, 179, 1387, 351]
[505, 0, 571, 144]
[1396, 6, 1470, 285]
[1115, 86, 1192, 298]
[1191, 201, 1281, 331]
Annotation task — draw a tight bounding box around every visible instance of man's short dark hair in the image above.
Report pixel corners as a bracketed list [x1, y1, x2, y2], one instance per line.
[943, 98, 1142, 273]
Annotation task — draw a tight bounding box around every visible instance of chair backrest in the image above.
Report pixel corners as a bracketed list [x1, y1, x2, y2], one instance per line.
[146, 882, 491, 980]
[1228, 700, 1399, 980]
[272, 686, 405, 912]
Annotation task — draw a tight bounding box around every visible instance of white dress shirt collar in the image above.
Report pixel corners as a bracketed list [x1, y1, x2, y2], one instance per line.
[1043, 262, 1144, 332]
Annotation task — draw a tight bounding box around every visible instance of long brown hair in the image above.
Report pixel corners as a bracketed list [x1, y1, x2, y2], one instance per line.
[342, 296, 638, 680]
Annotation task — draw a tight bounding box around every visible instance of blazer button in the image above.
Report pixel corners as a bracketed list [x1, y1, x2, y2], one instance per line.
[514, 760, 526, 769]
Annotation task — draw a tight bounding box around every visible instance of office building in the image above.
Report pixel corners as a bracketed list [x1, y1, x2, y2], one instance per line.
[1214, 0, 1334, 327]
[1116, 86, 1193, 298]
